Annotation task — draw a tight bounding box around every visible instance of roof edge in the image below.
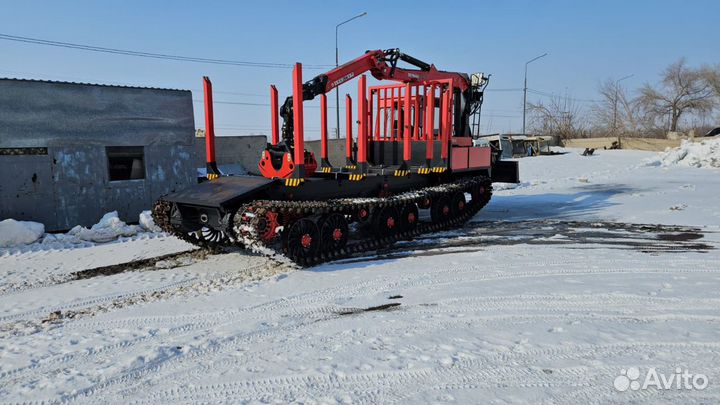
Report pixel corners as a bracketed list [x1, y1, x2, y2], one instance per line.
[0, 77, 190, 92]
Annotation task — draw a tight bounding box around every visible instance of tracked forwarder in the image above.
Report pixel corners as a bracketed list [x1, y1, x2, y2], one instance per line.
[152, 49, 519, 265]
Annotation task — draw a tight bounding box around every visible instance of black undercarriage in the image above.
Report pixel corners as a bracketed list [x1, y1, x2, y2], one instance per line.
[153, 165, 515, 266]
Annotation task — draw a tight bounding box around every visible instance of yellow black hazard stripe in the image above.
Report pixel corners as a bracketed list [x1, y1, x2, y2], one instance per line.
[284, 178, 305, 187]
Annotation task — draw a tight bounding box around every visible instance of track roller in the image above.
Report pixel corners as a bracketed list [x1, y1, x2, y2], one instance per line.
[372, 206, 400, 237]
[399, 203, 419, 232]
[450, 192, 467, 217]
[430, 195, 452, 223]
[320, 213, 349, 251]
[285, 217, 320, 260]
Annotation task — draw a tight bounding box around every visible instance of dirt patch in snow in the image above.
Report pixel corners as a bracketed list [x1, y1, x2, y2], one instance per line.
[338, 302, 402, 316]
[71, 249, 208, 281]
[335, 220, 714, 264]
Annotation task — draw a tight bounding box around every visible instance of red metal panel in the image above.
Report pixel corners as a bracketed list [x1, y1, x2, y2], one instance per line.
[202, 76, 216, 164]
[292, 63, 305, 171]
[403, 83, 412, 162]
[452, 137, 472, 147]
[468, 146, 492, 168]
[320, 94, 328, 160]
[357, 75, 368, 164]
[270, 85, 279, 146]
[345, 95, 352, 160]
[451, 147, 469, 170]
[425, 84, 435, 160]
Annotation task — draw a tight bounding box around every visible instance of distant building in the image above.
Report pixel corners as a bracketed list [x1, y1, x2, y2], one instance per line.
[475, 133, 553, 158]
[0, 78, 196, 231]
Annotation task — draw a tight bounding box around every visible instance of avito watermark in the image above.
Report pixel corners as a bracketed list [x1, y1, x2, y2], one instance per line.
[614, 367, 709, 392]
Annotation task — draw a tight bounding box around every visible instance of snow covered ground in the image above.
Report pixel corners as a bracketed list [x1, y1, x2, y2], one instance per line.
[1, 148, 719, 404]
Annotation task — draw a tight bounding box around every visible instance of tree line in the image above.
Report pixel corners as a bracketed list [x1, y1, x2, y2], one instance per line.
[527, 59, 720, 139]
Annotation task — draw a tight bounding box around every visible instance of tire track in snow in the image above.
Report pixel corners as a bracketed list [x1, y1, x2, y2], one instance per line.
[132, 344, 720, 405]
[3, 254, 718, 403]
[61, 297, 720, 403]
[4, 259, 716, 390]
[0, 260, 283, 336]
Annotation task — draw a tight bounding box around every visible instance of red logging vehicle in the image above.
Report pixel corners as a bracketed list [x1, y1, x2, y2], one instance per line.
[152, 49, 519, 265]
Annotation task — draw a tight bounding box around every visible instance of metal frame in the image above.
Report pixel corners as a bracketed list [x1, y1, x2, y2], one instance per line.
[272, 60, 488, 181]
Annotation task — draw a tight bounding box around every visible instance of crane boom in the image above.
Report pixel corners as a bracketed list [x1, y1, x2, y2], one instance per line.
[280, 48, 482, 145]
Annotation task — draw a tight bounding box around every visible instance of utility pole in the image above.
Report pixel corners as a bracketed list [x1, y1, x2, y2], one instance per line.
[522, 53, 548, 135]
[335, 12, 367, 139]
[613, 74, 633, 146]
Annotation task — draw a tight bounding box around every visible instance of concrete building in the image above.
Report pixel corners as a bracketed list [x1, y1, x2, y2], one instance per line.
[193, 134, 267, 175]
[0, 78, 196, 231]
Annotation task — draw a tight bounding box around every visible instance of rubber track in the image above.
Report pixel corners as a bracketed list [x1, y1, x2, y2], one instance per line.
[233, 176, 493, 266]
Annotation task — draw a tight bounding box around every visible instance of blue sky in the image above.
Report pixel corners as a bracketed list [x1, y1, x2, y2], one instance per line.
[2, 0, 718, 138]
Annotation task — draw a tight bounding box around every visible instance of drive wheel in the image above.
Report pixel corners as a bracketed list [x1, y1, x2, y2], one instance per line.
[450, 192, 467, 217]
[255, 210, 281, 243]
[372, 206, 400, 237]
[285, 218, 320, 260]
[320, 213, 349, 251]
[430, 195, 452, 223]
[399, 203, 419, 232]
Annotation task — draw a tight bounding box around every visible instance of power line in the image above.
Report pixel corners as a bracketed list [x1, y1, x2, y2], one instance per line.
[192, 99, 268, 106]
[485, 88, 524, 92]
[527, 88, 602, 103]
[190, 89, 268, 97]
[191, 99, 346, 109]
[0, 33, 333, 69]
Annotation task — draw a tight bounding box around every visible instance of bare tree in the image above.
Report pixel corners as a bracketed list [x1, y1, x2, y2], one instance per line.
[637, 58, 716, 132]
[591, 79, 641, 136]
[701, 64, 720, 97]
[527, 96, 586, 139]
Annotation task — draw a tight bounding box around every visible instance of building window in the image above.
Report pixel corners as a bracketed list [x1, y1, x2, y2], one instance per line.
[106, 146, 145, 181]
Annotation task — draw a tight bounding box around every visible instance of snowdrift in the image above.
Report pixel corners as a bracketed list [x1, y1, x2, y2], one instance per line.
[0, 210, 161, 249]
[0, 219, 45, 247]
[645, 138, 720, 169]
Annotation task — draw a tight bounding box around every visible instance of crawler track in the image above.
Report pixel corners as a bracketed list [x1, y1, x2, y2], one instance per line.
[153, 176, 492, 266]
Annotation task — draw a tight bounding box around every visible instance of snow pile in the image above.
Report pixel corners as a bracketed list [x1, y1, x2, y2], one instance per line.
[645, 138, 720, 169]
[139, 210, 162, 232]
[1, 211, 167, 253]
[0, 219, 45, 247]
[67, 211, 142, 243]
